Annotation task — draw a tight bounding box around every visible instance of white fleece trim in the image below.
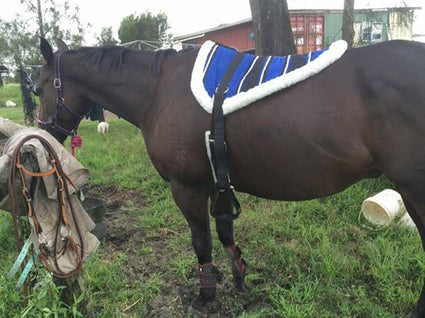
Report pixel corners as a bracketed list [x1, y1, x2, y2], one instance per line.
[190, 40, 348, 116]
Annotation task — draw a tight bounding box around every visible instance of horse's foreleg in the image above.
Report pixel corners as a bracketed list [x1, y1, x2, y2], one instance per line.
[170, 181, 221, 315]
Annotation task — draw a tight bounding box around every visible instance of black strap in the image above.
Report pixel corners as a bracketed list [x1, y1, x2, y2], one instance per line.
[287, 54, 306, 72]
[209, 52, 244, 220]
[241, 56, 269, 92]
[210, 52, 244, 190]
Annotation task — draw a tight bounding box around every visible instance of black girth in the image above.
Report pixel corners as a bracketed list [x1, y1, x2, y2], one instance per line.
[208, 52, 244, 220]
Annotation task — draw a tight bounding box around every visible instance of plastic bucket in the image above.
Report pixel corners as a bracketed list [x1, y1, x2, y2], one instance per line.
[399, 212, 416, 231]
[361, 189, 407, 226]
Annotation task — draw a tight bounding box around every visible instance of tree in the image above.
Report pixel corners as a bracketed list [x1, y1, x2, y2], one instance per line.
[342, 0, 355, 49]
[0, 19, 39, 68]
[249, 0, 296, 56]
[0, 0, 85, 69]
[118, 11, 171, 49]
[19, 0, 85, 47]
[96, 27, 118, 46]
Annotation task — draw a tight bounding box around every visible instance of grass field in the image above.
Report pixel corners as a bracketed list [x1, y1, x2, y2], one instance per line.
[0, 85, 424, 317]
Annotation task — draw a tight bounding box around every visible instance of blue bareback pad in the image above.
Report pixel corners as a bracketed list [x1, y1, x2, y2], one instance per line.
[202, 44, 327, 99]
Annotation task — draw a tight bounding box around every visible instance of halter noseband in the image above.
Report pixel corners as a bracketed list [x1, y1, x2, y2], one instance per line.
[38, 52, 88, 137]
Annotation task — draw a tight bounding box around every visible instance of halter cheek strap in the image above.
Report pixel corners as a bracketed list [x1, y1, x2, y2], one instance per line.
[38, 52, 89, 137]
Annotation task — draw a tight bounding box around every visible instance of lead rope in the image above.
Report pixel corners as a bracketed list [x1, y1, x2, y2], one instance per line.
[70, 134, 83, 157]
[8, 135, 85, 297]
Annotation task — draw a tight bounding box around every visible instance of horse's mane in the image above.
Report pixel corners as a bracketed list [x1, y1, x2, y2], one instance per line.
[73, 46, 127, 72]
[151, 49, 177, 74]
[71, 46, 177, 75]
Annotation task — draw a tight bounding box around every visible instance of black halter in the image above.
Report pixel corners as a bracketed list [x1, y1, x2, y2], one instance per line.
[38, 52, 88, 137]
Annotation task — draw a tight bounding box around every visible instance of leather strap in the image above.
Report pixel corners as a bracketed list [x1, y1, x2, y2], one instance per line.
[209, 53, 244, 219]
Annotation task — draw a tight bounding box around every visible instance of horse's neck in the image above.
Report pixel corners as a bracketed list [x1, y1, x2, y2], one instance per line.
[75, 54, 158, 127]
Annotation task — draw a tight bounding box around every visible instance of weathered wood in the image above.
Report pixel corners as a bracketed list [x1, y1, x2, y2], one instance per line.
[342, 0, 355, 49]
[54, 274, 94, 317]
[0, 117, 26, 138]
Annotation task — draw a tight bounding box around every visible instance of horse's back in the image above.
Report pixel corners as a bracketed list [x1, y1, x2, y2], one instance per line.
[224, 40, 425, 200]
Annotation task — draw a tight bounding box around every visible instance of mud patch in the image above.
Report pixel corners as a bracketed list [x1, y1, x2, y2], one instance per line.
[84, 185, 253, 317]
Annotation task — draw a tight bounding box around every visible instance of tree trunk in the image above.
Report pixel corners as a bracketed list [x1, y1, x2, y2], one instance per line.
[342, 0, 355, 49]
[249, 0, 296, 56]
[36, 0, 45, 38]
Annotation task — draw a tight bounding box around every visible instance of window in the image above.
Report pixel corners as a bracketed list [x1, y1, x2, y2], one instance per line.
[312, 23, 322, 33]
[362, 22, 383, 42]
[316, 35, 322, 46]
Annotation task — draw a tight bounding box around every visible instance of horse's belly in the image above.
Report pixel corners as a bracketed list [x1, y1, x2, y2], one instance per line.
[228, 142, 376, 201]
[232, 165, 372, 201]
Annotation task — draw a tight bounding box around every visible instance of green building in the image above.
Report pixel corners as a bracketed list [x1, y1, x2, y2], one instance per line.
[323, 7, 417, 47]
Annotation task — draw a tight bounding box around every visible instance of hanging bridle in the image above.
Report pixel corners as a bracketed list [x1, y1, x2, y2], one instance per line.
[37, 52, 88, 138]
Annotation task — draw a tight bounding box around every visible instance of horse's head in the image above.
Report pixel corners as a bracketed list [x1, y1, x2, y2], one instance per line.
[37, 38, 90, 143]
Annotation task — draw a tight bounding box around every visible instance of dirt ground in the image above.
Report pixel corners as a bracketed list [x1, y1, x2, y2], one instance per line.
[85, 185, 251, 318]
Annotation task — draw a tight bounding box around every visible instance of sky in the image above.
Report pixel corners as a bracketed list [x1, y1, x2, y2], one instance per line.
[0, 0, 424, 45]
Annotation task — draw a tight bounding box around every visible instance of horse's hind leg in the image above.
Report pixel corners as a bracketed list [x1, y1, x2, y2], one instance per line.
[215, 218, 249, 293]
[214, 193, 249, 293]
[399, 194, 425, 318]
[386, 176, 425, 318]
[170, 181, 221, 315]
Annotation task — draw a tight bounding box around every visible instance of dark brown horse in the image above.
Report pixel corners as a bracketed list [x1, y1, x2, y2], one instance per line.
[37, 38, 425, 317]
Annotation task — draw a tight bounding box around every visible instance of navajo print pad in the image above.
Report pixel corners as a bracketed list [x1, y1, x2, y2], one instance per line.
[190, 40, 347, 115]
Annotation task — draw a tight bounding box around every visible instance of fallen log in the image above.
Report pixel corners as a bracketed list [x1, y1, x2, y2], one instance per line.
[0, 117, 25, 138]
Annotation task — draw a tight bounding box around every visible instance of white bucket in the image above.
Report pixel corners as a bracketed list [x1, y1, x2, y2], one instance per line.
[361, 189, 408, 226]
[399, 213, 417, 231]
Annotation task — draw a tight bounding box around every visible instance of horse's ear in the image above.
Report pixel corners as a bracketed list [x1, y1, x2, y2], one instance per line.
[40, 38, 54, 65]
[56, 39, 69, 52]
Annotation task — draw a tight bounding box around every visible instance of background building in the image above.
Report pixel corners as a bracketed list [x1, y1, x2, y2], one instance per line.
[175, 6, 419, 53]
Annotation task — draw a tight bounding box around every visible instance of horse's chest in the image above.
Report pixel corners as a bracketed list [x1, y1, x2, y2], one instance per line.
[146, 127, 209, 182]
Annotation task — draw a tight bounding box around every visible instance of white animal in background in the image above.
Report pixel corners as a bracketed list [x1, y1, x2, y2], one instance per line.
[5, 100, 17, 107]
[97, 122, 109, 134]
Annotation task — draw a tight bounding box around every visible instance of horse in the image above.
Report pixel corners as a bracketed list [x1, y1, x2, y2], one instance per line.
[36, 38, 425, 317]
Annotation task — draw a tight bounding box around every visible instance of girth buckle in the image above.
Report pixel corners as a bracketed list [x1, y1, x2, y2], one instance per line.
[53, 78, 61, 89]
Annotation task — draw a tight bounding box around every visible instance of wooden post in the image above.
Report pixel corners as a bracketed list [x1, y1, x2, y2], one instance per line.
[54, 275, 94, 317]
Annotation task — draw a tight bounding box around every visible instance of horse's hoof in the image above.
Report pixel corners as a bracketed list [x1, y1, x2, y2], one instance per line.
[234, 278, 251, 295]
[187, 305, 208, 318]
[214, 267, 224, 284]
[188, 297, 208, 318]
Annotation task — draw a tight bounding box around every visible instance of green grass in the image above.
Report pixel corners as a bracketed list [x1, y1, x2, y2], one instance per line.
[0, 101, 424, 317]
[0, 83, 27, 125]
[0, 83, 22, 107]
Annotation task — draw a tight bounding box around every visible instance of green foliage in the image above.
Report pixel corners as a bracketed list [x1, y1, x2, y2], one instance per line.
[118, 11, 171, 49]
[96, 27, 118, 46]
[0, 0, 85, 69]
[0, 19, 40, 68]
[21, 274, 84, 318]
